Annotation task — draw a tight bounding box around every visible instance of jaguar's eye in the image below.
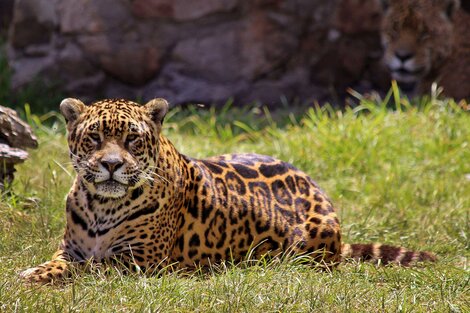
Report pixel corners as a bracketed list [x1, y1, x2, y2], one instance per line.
[126, 134, 138, 143]
[89, 133, 101, 142]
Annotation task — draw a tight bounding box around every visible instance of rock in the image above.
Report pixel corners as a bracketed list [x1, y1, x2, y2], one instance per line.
[6, 0, 388, 107]
[332, 0, 382, 34]
[0, 143, 29, 186]
[57, 42, 96, 78]
[65, 73, 106, 100]
[9, 0, 58, 48]
[77, 32, 162, 85]
[171, 11, 298, 83]
[310, 0, 387, 96]
[172, 25, 242, 82]
[0, 106, 38, 149]
[0, 0, 15, 37]
[8, 54, 56, 89]
[99, 44, 161, 85]
[238, 11, 299, 80]
[59, 0, 131, 34]
[131, 0, 239, 21]
[0, 143, 29, 163]
[0, 106, 38, 187]
[144, 64, 247, 105]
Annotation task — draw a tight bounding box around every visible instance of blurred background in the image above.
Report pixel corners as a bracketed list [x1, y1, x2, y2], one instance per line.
[0, 0, 467, 113]
[0, 0, 391, 113]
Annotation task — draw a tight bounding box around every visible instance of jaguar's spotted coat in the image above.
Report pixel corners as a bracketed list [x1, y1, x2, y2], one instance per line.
[20, 98, 436, 284]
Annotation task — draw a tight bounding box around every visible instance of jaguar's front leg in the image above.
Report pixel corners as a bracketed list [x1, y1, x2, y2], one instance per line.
[20, 249, 72, 284]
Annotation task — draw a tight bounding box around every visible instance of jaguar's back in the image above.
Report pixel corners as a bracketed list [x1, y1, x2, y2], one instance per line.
[172, 153, 342, 267]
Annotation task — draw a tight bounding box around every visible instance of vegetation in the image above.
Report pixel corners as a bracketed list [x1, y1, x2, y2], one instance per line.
[0, 86, 468, 312]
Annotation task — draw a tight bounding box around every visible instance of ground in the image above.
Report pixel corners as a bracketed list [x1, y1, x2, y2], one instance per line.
[0, 89, 468, 312]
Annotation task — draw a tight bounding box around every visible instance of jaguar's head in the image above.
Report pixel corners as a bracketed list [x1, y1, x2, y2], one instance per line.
[60, 98, 168, 199]
[380, 0, 459, 91]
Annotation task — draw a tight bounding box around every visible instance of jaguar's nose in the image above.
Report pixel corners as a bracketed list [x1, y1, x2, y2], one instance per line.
[395, 50, 414, 62]
[100, 156, 123, 174]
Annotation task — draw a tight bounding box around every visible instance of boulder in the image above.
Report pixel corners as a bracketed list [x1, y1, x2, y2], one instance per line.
[0, 106, 38, 187]
[131, 0, 239, 21]
[7, 0, 388, 107]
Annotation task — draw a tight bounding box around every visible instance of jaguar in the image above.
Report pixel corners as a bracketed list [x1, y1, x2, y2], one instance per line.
[380, 0, 470, 99]
[20, 98, 436, 284]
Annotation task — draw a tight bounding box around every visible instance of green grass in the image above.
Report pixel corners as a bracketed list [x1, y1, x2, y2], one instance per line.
[0, 88, 469, 312]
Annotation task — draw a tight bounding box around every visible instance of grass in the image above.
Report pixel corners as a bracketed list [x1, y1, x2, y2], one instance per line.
[0, 86, 469, 312]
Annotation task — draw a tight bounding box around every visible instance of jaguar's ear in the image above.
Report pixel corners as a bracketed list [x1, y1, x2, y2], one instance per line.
[60, 98, 86, 124]
[145, 98, 169, 125]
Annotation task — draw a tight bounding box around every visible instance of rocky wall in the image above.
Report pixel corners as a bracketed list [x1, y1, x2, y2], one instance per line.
[6, 0, 389, 107]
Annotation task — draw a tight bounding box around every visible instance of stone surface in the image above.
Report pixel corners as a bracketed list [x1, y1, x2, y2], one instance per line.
[310, 0, 389, 96]
[171, 25, 242, 82]
[98, 42, 160, 85]
[144, 64, 247, 105]
[6, 0, 389, 107]
[0, 105, 38, 186]
[0, 106, 38, 149]
[332, 0, 382, 34]
[59, 0, 131, 34]
[9, 0, 58, 48]
[131, 0, 239, 21]
[0, 0, 15, 36]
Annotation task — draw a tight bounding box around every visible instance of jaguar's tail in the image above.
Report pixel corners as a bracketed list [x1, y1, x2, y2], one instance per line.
[341, 243, 437, 266]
